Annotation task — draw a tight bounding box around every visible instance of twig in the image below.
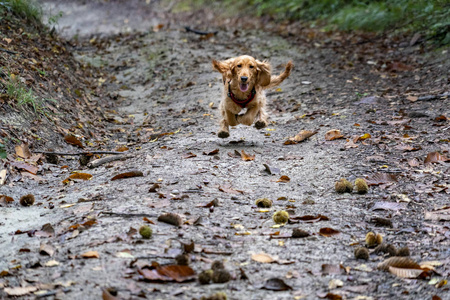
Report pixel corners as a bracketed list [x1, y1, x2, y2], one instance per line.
[417, 92, 449, 101]
[88, 155, 129, 168]
[0, 47, 17, 55]
[34, 150, 124, 156]
[185, 27, 218, 36]
[99, 211, 157, 218]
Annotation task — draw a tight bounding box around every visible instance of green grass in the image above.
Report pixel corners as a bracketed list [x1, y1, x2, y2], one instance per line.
[178, 0, 450, 45]
[0, 0, 43, 24]
[6, 74, 54, 116]
[0, 141, 6, 159]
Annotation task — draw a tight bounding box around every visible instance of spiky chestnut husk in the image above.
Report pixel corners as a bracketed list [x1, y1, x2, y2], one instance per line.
[20, 194, 35, 206]
[212, 269, 231, 283]
[355, 178, 369, 194]
[198, 269, 213, 284]
[200, 292, 227, 300]
[385, 244, 397, 257]
[211, 260, 224, 271]
[335, 178, 353, 193]
[255, 198, 272, 208]
[365, 232, 377, 247]
[272, 210, 289, 224]
[396, 247, 410, 257]
[376, 233, 383, 245]
[354, 247, 369, 260]
[139, 225, 152, 239]
[292, 228, 310, 238]
[175, 254, 190, 265]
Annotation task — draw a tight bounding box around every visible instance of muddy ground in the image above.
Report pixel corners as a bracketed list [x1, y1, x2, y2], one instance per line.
[1, 0, 449, 299]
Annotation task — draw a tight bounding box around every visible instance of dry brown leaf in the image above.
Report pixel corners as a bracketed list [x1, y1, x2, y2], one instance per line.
[388, 266, 425, 278]
[408, 158, 420, 167]
[325, 129, 344, 141]
[424, 152, 449, 164]
[377, 257, 420, 271]
[372, 201, 407, 211]
[366, 173, 398, 186]
[69, 172, 93, 180]
[284, 130, 318, 144]
[158, 213, 183, 226]
[345, 138, 358, 148]
[276, 175, 290, 183]
[39, 243, 55, 256]
[0, 194, 14, 203]
[357, 133, 371, 141]
[319, 227, 340, 237]
[261, 278, 293, 291]
[183, 152, 197, 159]
[102, 288, 120, 300]
[290, 214, 329, 223]
[10, 161, 38, 175]
[15, 143, 32, 159]
[251, 253, 276, 263]
[111, 170, 143, 181]
[139, 265, 196, 282]
[241, 150, 255, 161]
[203, 149, 219, 155]
[0, 169, 7, 185]
[81, 250, 100, 258]
[64, 134, 84, 148]
[4, 286, 38, 296]
[115, 146, 129, 152]
[424, 207, 450, 221]
[321, 264, 344, 275]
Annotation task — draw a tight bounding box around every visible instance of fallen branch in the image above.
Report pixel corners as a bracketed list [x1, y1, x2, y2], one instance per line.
[87, 155, 129, 168]
[417, 92, 449, 101]
[34, 150, 124, 156]
[185, 26, 218, 36]
[99, 211, 158, 218]
[0, 47, 17, 55]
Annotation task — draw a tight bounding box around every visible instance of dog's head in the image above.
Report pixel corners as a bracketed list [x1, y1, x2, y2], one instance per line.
[212, 55, 271, 92]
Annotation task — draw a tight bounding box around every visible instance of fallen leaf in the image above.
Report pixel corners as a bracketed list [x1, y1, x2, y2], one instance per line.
[69, 172, 93, 180]
[64, 134, 84, 148]
[240, 150, 255, 161]
[276, 175, 290, 183]
[4, 286, 38, 296]
[317, 292, 343, 300]
[407, 95, 418, 102]
[111, 170, 143, 181]
[218, 185, 244, 194]
[290, 214, 329, 223]
[158, 213, 183, 226]
[408, 158, 420, 167]
[388, 266, 426, 278]
[139, 265, 196, 282]
[357, 133, 371, 141]
[377, 257, 420, 271]
[35, 223, 55, 238]
[424, 152, 449, 164]
[40, 243, 55, 256]
[319, 227, 340, 237]
[81, 250, 100, 258]
[372, 202, 407, 211]
[263, 164, 280, 174]
[425, 207, 450, 221]
[15, 143, 32, 159]
[329, 279, 344, 289]
[321, 264, 344, 275]
[261, 278, 292, 291]
[366, 173, 398, 185]
[116, 146, 129, 152]
[183, 152, 197, 159]
[10, 161, 38, 175]
[252, 253, 276, 263]
[284, 130, 318, 144]
[102, 288, 120, 300]
[345, 138, 358, 148]
[203, 149, 219, 155]
[0, 194, 14, 203]
[0, 169, 6, 185]
[325, 129, 344, 141]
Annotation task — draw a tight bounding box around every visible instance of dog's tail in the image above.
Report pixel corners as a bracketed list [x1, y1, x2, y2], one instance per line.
[263, 61, 293, 90]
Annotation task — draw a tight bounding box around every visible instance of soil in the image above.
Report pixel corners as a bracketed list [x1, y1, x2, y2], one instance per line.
[1, 1, 449, 299]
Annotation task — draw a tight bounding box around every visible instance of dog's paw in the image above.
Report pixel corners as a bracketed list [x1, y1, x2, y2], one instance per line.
[255, 120, 267, 129]
[218, 131, 230, 138]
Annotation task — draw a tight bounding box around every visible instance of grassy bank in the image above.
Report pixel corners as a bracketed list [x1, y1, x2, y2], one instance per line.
[178, 0, 450, 44]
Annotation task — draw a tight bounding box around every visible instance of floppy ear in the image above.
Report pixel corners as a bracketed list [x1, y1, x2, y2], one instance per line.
[212, 59, 231, 74]
[256, 60, 271, 86]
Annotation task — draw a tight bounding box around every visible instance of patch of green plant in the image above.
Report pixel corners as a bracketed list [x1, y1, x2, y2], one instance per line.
[6, 74, 55, 116]
[0, 141, 6, 159]
[0, 0, 43, 24]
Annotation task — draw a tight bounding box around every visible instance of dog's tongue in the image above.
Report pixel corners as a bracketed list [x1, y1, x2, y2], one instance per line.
[239, 83, 249, 92]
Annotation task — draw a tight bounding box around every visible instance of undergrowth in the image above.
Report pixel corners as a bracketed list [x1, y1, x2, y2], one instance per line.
[0, 0, 42, 24]
[177, 0, 450, 45]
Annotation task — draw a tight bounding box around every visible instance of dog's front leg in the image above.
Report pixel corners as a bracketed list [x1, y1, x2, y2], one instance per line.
[218, 110, 238, 138]
[236, 106, 260, 126]
[254, 108, 268, 129]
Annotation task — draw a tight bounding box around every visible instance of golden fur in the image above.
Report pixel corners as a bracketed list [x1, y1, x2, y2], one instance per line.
[212, 55, 293, 138]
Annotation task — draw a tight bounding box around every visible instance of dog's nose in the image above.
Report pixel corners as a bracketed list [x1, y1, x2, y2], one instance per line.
[241, 76, 248, 83]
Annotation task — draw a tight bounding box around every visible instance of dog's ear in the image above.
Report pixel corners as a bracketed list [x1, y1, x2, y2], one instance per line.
[212, 59, 231, 74]
[256, 60, 271, 87]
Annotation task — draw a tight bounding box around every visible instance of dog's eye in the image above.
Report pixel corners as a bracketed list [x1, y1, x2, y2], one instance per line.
[237, 64, 242, 68]
[249, 65, 254, 68]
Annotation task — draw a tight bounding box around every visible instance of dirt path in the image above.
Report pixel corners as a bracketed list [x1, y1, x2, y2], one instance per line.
[1, 1, 449, 299]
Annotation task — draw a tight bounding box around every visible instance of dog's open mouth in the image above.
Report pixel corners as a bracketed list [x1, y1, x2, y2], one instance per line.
[239, 83, 249, 92]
